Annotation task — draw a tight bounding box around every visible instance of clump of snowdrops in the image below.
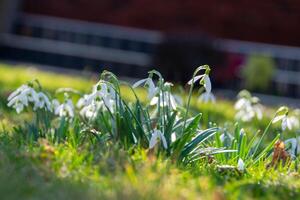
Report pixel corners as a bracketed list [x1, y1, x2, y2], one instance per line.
[6, 65, 300, 171]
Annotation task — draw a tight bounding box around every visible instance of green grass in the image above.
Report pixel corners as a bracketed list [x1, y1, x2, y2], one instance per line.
[0, 63, 300, 200]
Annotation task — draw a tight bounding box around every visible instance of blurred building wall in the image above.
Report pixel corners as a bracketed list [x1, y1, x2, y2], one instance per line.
[0, 0, 20, 33]
[22, 0, 300, 47]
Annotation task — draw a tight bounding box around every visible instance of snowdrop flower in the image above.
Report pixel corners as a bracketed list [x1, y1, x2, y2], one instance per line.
[53, 99, 74, 118]
[237, 158, 245, 171]
[272, 109, 298, 131]
[188, 74, 204, 85]
[189, 74, 216, 103]
[220, 132, 233, 148]
[285, 137, 300, 157]
[79, 101, 102, 119]
[87, 81, 115, 112]
[149, 129, 168, 149]
[7, 84, 38, 113]
[77, 82, 117, 118]
[281, 115, 299, 131]
[234, 91, 263, 122]
[281, 115, 289, 131]
[198, 91, 216, 103]
[33, 92, 52, 111]
[288, 116, 300, 129]
[280, 115, 299, 131]
[150, 91, 179, 110]
[133, 77, 158, 100]
[76, 94, 90, 108]
[150, 82, 182, 110]
[7, 99, 26, 114]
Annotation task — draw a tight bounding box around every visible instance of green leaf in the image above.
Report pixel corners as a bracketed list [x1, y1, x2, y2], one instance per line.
[179, 127, 218, 160]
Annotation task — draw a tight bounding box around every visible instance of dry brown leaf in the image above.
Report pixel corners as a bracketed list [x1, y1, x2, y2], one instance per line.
[266, 140, 290, 169]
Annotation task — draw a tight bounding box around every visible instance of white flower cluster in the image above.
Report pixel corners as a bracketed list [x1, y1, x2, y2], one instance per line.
[52, 98, 74, 118]
[133, 78, 182, 111]
[149, 82, 182, 110]
[234, 91, 263, 122]
[7, 84, 51, 113]
[7, 84, 76, 119]
[77, 81, 116, 119]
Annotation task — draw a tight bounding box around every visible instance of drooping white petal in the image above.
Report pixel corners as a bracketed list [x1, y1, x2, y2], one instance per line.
[237, 158, 245, 171]
[150, 96, 158, 106]
[53, 99, 74, 118]
[281, 116, 288, 131]
[7, 85, 28, 101]
[187, 75, 204, 85]
[203, 75, 211, 93]
[171, 132, 177, 142]
[253, 105, 263, 120]
[147, 86, 158, 100]
[34, 92, 51, 111]
[272, 114, 286, 124]
[198, 91, 216, 103]
[234, 98, 248, 110]
[132, 78, 148, 88]
[169, 94, 178, 110]
[149, 130, 168, 149]
[76, 94, 90, 108]
[289, 116, 299, 129]
[149, 131, 159, 149]
[286, 117, 292, 130]
[15, 103, 24, 113]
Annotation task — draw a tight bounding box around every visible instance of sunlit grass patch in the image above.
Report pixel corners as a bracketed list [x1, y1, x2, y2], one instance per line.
[0, 63, 300, 199]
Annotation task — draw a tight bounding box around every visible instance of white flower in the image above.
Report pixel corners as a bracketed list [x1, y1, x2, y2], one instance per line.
[150, 91, 179, 110]
[281, 115, 299, 131]
[8, 85, 30, 102]
[288, 116, 300, 129]
[53, 99, 74, 118]
[149, 129, 168, 149]
[7, 84, 38, 113]
[237, 158, 245, 171]
[77, 82, 116, 118]
[191, 74, 216, 103]
[52, 99, 60, 109]
[171, 132, 177, 142]
[133, 78, 158, 100]
[281, 116, 289, 131]
[234, 92, 263, 122]
[188, 75, 204, 85]
[273, 113, 298, 131]
[33, 92, 52, 111]
[8, 100, 25, 114]
[220, 132, 233, 143]
[252, 104, 263, 120]
[87, 82, 115, 112]
[203, 75, 211, 93]
[79, 101, 102, 119]
[198, 91, 216, 103]
[76, 94, 90, 108]
[234, 98, 249, 110]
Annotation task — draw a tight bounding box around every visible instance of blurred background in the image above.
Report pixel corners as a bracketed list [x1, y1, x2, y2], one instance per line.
[0, 0, 300, 104]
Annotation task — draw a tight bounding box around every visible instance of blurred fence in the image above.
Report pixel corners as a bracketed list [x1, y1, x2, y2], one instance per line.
[1, 13, 300, 97]
[0, 13, 163, 76]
